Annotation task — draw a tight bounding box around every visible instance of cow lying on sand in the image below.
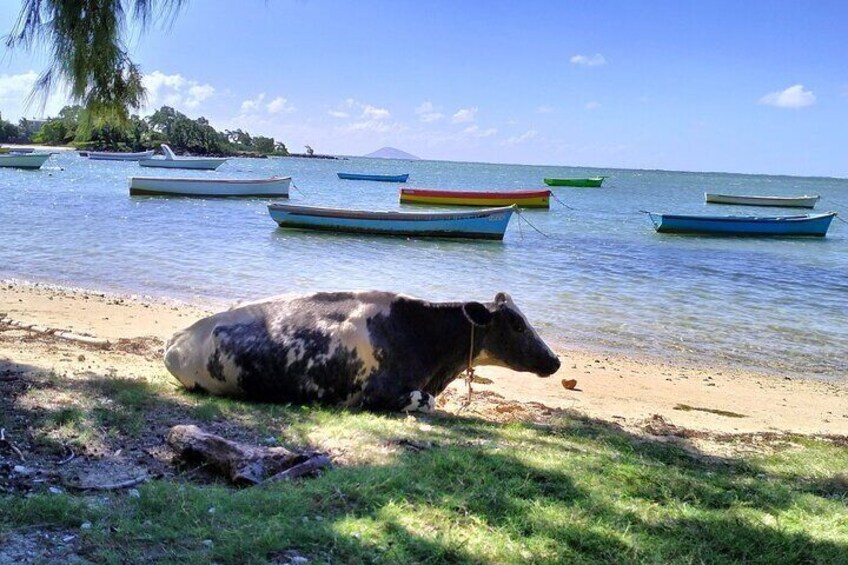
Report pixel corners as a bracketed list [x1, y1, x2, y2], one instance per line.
[164, 291, 560, 412]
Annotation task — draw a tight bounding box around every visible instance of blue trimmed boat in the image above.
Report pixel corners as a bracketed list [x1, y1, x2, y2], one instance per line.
[268, 204, 515, 240]
[337, 172, 409, 182]
[647, 212, 837, 236]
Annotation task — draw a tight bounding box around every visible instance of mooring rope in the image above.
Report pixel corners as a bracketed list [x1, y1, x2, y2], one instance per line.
[514, 208, 549, 237]
[819, 198, 848, 224]
[290, 181, 307, 199]
[549, 191, 576, 210]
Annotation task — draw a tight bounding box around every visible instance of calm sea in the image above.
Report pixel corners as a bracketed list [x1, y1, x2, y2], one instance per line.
[1, 152, 846, 380]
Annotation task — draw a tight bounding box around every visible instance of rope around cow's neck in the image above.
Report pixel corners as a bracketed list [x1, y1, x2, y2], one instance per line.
[460, 322, 476, 411]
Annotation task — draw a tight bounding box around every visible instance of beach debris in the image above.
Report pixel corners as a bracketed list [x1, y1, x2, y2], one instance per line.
[0, 428, 26, 462]
[562, 379, 578, 390]
[166, 425, 331, 486]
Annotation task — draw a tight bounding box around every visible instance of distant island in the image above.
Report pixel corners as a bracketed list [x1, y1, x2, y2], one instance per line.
[364, 147, 420, 160]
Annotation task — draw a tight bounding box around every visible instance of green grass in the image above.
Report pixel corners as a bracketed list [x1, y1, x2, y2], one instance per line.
[3, 380, 847, 564]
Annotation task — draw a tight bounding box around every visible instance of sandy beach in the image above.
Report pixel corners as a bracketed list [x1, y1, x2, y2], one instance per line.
[3, 280, 845, 437]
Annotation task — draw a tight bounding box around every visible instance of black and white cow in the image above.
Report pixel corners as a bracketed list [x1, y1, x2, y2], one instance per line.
[164, 291, 560, 412]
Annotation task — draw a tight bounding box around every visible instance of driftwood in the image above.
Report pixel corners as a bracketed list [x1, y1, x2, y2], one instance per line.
[166, 425, 330, 486]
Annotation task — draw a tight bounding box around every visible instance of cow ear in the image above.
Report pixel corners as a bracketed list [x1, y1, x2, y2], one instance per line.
[494, 292, 511, 306]
[462, 302, 493, 327]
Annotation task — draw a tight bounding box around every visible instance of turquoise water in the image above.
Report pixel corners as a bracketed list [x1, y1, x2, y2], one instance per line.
[2, 152, 846, 380]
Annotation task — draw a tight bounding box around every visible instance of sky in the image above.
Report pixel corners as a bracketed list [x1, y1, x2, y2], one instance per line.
[1, 0, 847, 177]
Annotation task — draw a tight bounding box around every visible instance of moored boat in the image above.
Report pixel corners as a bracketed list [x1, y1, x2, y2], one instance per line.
[129, 176, 291, 197]
[267, 204, 515, 240]
[543, 176, 605, 187]
[88, 149, 154, 161]
[647, 212, 837, 236]
[0, 152, 52, 169]
[705, 193, 820, 208]
[0, 147, 34, 154]
[400, 188, 551, 208]
[337, 172, 409, 182]
[138, 144, 228, 170]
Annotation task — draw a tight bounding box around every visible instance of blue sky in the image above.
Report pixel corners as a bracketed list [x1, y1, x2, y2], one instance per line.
[1, 1, 847, 176]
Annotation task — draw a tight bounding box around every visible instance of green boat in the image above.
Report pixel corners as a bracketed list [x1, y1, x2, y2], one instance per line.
[543, 176, 606, 187]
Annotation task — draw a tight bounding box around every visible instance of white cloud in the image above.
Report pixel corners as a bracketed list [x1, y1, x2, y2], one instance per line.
[266, 96, 295, 114]
[240, 92, 266, 113]
[452, 106, 478, 123]
[463, 125, 497, 138]
[503, 130, 538, 145]
[143, 70, 215, 111]
[536, 105, 553, 114]
[759, 84, 816, 108]
[362, 104, 390, 120]
[186, 84, 215, 108]
[327, 110, 349, 118]
[584, 101, 601, 111]
[570, 53, 607, 67]
[415, 101, 444, 123]
[0, 70, 39, 99]
[0, 70, 68, 118]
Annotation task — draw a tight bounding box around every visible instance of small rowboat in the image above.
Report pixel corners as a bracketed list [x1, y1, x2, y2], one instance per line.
[0, 152, 52, 169]
[268, 204, 515, 240]
[337, 172, 409, 182]
[705, 193, 820, 209]
[0, 147, 34, 154]
[88, 149, 154, 161]
[400, 188, 551, 208]
[129, 176, 291, 197]
[543, 176, 605, 187]
[647, 212, 837, 237]
[139, 144, 228, 170]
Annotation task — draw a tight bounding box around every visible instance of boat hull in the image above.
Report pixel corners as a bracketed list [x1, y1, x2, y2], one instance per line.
[88, 150, 154, 161]
[705, 193, 819, 208]
[543, 177, 605, 187]
[400, 188, 551, 208]
[139, 158, 227, 170]
[0, 153, 51, 169]
[337, 172, 409, 182]
[268, 204, 515, 240]
[129, 176, 291, 197]
[648, 212, 837, 236]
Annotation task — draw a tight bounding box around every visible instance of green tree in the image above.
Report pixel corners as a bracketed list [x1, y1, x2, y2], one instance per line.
[0, 112, 22, 142]
[7, 1, 186, 121]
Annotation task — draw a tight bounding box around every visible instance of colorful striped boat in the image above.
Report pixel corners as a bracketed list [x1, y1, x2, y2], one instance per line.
[268, 204, 515, 240]
[543, 176, 605, 187]
[337, 172, 409, 182]
[400, 188, 551, 208]
[647, 212, 837, 236]
[704, 193, 820, 208]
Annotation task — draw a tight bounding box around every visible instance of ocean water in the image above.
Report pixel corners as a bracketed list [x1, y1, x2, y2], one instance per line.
[1, 151, 846, 380]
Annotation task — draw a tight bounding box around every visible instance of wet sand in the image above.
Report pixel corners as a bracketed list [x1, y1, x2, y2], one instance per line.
[2, 280, 846, 436]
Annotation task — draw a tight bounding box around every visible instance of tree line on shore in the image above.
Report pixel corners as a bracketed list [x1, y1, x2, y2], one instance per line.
[0, 105, 289, 157]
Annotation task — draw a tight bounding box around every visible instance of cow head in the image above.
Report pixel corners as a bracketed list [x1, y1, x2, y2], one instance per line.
[463, 292, 561, 376]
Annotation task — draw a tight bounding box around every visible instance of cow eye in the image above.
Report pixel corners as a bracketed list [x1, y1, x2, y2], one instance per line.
[511, 319, 526, 333]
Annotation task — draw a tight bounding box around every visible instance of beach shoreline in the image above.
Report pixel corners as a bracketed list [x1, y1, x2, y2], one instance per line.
[2, 280, 846, 437]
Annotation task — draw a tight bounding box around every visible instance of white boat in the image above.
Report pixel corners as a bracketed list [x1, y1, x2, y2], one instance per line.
[138, 144, 228, 170]
[705, 193, 820, 209]
[88, 149, 155, 161]
[129, 176, 291, 197]
[0, 152, 52, 169]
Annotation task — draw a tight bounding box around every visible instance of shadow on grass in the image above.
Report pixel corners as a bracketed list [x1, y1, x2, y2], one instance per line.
[2, 355, 847, 564]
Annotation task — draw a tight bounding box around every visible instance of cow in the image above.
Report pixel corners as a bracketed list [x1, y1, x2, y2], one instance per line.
[163, 291, 560, 412]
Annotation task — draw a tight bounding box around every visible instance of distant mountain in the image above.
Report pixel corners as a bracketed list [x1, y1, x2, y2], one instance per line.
[363, 147, 420, 160]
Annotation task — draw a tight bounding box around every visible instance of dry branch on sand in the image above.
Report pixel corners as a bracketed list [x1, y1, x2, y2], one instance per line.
[166, 425, 331, 486]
